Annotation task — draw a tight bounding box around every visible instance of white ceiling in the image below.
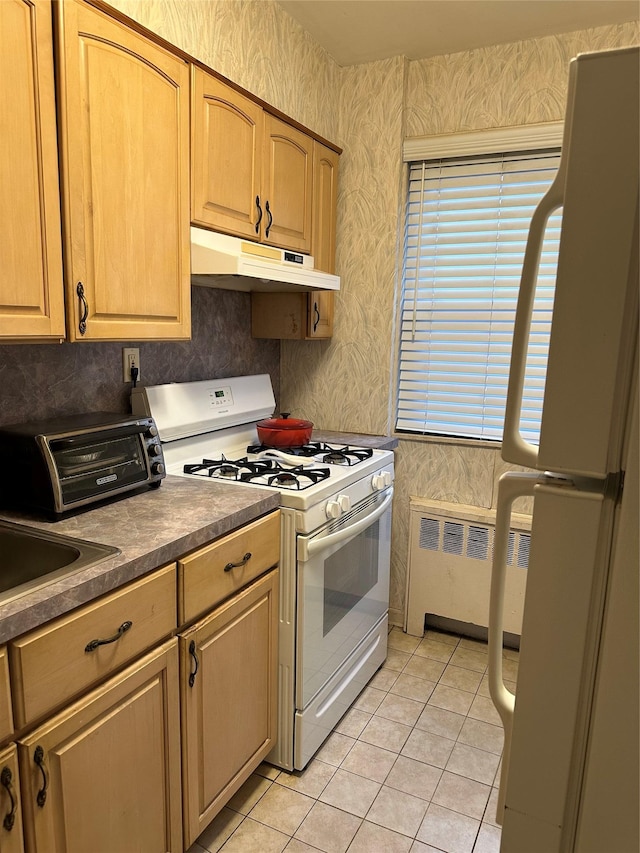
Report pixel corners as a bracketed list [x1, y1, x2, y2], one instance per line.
[276, 0, 639, 66]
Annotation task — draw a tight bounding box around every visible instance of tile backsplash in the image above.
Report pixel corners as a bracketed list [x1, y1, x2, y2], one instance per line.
[0, 286, 279, 426]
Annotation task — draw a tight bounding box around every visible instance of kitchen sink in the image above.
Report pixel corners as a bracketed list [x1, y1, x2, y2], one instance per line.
[0, 521, 120, 603]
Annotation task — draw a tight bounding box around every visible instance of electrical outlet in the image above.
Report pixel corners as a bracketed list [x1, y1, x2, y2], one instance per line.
[122, 348, 140, 383]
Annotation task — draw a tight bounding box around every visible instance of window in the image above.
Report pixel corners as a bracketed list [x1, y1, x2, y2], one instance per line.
[396, 127, 563, 443]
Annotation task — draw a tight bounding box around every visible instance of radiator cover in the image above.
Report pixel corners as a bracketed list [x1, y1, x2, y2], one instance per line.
[404, 498, 531, 638]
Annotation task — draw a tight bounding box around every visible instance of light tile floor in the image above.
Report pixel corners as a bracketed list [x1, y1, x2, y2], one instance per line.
[188, 627, 518, 853]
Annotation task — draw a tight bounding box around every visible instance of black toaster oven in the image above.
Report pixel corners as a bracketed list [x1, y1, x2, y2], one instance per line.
[0, 412, 165, 517]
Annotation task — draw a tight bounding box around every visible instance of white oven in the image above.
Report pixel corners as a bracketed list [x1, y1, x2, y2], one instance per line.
[132, 374, 394, 771]
[292, 487, 392, 767]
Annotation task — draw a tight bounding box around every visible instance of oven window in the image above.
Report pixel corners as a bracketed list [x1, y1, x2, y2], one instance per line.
[53, 435, 147, 503]
[323, 524, 379, 636]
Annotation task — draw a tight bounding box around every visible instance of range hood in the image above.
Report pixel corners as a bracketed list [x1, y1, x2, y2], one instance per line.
[190, 228, 340, 293]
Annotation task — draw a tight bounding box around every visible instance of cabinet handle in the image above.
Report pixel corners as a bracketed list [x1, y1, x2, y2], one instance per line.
[76, 281, 88, 336]
[0, 767, 16, 831]
[188, 640, 199, 687]
[265, 200, 273, 238]
[313, 301, 320, 333]
[224, 552, 252, 572]
[33, 746, 48, 808]
[85, 620, 133, 653]
[255, 195, 263, 234]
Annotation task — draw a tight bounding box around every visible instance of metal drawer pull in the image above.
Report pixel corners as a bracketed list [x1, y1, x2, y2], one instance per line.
[224, 552, 252, 572]
[255, 195, 263, 234]
[265, 200, 273, 237]
[85, 620, 133, 653]
[34, 746, 48, 808]
[1, 767, 16, 830]
[313, 302, 320, 332]
[188, 640, 199, 687]
[76, 281, 88, 336]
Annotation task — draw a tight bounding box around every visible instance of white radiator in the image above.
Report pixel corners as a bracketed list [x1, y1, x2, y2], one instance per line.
[404, 498, 531, 638]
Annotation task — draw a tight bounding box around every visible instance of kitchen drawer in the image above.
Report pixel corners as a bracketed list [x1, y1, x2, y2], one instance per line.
[10, 564, 177, 728]
[178, 511, 280, 624]
[0, 648, 13, 743]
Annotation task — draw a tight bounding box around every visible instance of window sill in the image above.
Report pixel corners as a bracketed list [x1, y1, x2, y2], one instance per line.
[392, 431, 502, 451]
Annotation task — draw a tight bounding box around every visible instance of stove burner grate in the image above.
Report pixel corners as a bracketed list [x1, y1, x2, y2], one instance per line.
[184, 454, 331, 490]
[247, 442, 373, 465]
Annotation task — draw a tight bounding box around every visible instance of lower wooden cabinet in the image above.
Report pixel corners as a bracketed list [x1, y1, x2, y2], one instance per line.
[179, 569, 279, 847]
[0, 744, 23, 853]
[17, 639, 182, 853]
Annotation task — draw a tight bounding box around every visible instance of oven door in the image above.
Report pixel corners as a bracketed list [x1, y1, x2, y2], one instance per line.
[296, 487, 392, 709]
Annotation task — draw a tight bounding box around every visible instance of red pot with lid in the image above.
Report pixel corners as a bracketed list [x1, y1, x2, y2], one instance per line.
[256, 413, 313, 447]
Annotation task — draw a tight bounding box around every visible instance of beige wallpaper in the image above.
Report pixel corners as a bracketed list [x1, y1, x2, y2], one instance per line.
[109, 0, 340, 142]
[280, 21, 639, 625]
[106, 0, 638, 626]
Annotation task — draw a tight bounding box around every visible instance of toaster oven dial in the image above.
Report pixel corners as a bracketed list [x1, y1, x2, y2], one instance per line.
[146, 425, 158, 437]
[151, 462, 165, 476]
[148, 443, 162, 456]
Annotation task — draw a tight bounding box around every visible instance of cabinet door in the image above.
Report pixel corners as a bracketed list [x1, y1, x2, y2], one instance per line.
[56, 0, 190, 341]
[180, 570, 278, 847]
[306, 290, 334, 339]
[18, 640, 182, 853]
[191, 68, 264, 240]
[306, 142, 339, 339]
[311, 142, 338, 275]
[263, 115, 313, 253]
[0, 0, 65, 341]
[0, 649, 12, 745]
[0, 745, 24, 853]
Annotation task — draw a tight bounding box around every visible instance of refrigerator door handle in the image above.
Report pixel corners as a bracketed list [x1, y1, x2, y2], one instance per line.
[488, 470, 544, 821]
[501, 162, 566, 470]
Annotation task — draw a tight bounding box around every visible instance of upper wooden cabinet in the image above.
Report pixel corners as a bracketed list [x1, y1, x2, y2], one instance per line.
[191, 68, 314, 254]
[262, 113, 313, 253]
[191, 70, 264, 241]
[0, 0, 65, 341]
[251, 141, 339, 340]
[312, 142, 339, 275]
[56, 0, 191, 341]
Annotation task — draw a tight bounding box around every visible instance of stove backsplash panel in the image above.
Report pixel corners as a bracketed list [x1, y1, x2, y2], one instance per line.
[0, 287, 279, 427]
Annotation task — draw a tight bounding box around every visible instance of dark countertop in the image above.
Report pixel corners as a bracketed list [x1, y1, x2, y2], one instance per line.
[312, 430, 398, 451]
[0, 430, 395, 644]
[0, 476, 279, 644]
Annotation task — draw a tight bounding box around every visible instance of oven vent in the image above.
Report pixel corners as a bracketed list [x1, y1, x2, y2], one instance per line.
[405, 500, 531, 638]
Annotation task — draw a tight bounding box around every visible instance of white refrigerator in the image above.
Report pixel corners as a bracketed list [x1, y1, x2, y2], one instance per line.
[488, 46, 639, 853]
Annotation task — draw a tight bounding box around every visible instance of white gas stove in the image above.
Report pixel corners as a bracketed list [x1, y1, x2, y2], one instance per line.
[132, 374, 393, 534]
[132, 374, 393, 770]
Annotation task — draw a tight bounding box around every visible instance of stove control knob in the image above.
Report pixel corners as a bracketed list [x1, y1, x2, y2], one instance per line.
[151, 462, 165, 476]
[146, 425, 158, 438]
[325, 500, 343, 519]
[372, 471, 392, 490]
[337, 494, 351, 513]
[372, 473, 385, 491]
[149, 443, 162, 456]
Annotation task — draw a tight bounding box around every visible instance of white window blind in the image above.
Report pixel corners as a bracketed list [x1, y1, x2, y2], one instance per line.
[396, 149, 562, 442]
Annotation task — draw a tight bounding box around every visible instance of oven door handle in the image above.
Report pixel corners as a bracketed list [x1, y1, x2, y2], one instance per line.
[305, 488, 393, 558]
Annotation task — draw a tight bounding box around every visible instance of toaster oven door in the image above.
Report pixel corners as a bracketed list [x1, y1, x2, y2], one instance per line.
[49, 432, 148, 507]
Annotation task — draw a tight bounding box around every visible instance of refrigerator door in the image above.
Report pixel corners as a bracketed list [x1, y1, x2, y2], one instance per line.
[494, 478, 617, 853]
[573, 388, 638, 853]
[502, 46, 639, 478]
